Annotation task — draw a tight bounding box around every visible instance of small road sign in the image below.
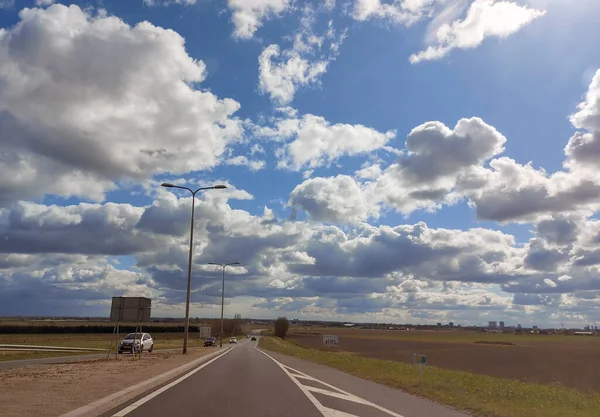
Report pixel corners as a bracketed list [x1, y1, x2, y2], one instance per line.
[323, 334, 339, 347]
[414, 354, 427, 364]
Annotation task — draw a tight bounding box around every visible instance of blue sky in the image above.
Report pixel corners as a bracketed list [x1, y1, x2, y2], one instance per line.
[1, 0, 600, 327]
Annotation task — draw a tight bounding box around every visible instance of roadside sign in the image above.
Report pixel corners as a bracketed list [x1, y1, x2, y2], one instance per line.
[199, 326, 211, 339]
[323, 334, 339, 347]
[414, 354, 427, 365]
[414, 353, 427, 384]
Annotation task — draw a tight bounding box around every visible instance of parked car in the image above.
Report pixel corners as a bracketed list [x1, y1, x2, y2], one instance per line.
[118, 332, 153, 354]
[203, 337, 217, 347]
[229, 337, 237, 344]
[251, 336, 256, 341]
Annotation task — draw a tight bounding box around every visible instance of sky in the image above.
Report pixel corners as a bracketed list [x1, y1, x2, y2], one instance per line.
[1, 0, 600, 327]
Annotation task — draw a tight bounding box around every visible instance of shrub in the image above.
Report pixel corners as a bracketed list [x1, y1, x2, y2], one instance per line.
[274, 317, 289, 339]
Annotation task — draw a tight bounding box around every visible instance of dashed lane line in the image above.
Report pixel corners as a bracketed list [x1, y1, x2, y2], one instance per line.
[255, 345, 405, 417]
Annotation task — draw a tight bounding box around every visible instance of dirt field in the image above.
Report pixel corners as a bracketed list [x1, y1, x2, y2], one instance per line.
[0, 348, 216, 417]
[288, 331, 600, 391]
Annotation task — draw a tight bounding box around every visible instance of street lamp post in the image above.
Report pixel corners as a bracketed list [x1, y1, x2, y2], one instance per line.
[208, 262, 240, 347]
[161, 182, 227, 354]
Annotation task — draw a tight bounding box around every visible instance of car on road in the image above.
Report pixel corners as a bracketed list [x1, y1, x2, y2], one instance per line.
[203, 337, 217, 347]
[229, 337, 237, 344]
[118, 332, 153, 354]
[251, 336, 256, 341]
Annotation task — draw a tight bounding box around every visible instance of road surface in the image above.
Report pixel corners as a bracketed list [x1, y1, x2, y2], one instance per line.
[101, 338, 469, 417]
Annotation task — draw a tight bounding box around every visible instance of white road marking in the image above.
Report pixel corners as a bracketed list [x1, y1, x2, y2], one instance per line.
[111, 347, 234, 417]
[256, 345, 405, 417]
[324, 408, 361, 417]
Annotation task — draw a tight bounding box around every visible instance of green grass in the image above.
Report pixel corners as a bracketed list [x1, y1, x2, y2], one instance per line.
[260, 337, 600, 417]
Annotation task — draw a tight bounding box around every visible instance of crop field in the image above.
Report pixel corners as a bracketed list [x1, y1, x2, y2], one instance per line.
[287, 327, 600, 391]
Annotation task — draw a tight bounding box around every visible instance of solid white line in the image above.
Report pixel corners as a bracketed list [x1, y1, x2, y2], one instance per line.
[256, 344, 406, 417]
[111, 347, 234, 417]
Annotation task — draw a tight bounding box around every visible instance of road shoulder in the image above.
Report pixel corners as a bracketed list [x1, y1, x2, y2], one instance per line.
[0, 347, 225, 417]
[260, 348, 471, 417]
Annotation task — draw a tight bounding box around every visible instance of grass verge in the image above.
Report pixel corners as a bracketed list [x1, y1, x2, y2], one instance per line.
[259, 336, 600, 417]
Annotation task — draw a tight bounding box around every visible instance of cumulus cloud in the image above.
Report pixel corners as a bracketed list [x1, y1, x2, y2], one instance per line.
[3, 186, 600, 324]
[410, 0, 546, 63]
[570, 69, 600, 132]
[35, 0, 55, 6]
[228, 0, 293, 40]
[289, 175, 380, 224]
[258, 16, 347, 105]
[370, 117, 505, 214]
[0, 4, 242, 206]
[255, 113, 395, 170]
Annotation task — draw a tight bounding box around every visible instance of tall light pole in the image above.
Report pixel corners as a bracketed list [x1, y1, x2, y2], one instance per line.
[161, 182, 227, 354]
[208, 262, 240, 347]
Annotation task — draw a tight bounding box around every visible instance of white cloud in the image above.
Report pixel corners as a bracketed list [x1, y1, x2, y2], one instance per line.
[255, 113, 396, 170]
[3, 187, 600, 325]
[258, 44, 329, 105]
[258, 15, 347, 105]
[376, 117, 506, 214]
[0, 0, 13, 9]
[570, 69, 600, 132]
[410, 0, 546, 63]
[0, 4, 242, 206]
[351, 0, 436, 25]
[225, 155, 266, 171]
[289, 175, 380, 224]
[143, 0, 196, 6]
[35, 0, 55, 6]
[228, 0, 293, 40]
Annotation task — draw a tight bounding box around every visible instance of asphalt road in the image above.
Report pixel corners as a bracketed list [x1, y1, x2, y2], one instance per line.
[102, 338, 469, 417]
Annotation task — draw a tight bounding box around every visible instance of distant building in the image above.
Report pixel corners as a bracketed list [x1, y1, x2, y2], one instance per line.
[499, 321, 505, 329]
[436, 322, 442, 327]
[517, 324, 522, 329]
[449, 322, 454, 328]
[489, 321, 497, 329]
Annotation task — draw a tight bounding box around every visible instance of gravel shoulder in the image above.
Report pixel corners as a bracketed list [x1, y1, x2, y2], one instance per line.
[0, 347, 217, 417]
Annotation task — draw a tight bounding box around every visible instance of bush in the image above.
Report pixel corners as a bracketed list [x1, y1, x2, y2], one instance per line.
[274, 317, 289, 339]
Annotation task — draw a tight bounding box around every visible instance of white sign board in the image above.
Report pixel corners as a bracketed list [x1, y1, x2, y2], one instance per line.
[109, 297, 151, 322]
[199, 326, 211, 338]
[323, 334, 339, 347]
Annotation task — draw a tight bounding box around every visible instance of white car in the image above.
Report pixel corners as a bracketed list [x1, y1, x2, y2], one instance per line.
[229, 337, 237, 344]
[118, 332, 154, 354]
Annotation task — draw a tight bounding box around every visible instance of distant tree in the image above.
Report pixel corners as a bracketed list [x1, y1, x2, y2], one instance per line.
[274, 317, 289, 339]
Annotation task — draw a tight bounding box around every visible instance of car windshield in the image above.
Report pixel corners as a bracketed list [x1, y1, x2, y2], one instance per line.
[124, 333, 142, 340]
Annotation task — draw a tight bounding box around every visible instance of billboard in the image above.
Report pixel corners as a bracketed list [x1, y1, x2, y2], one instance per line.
[109, 297, 151, 322]
[322, 334, 339, 347]
[199, 326, 211, 338]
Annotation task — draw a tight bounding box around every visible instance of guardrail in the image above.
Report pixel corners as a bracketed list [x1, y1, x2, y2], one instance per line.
[0, 344, 107, 352]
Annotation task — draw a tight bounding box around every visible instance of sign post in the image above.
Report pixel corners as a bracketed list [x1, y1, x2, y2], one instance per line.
[413, 353, 427, 384]
[322, 334, 339, 348]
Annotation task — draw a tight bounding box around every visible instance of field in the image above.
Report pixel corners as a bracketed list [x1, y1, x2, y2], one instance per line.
[286, 327, 600, 391]
[0, 320, 262, 361]
[261, 335, 600, 417]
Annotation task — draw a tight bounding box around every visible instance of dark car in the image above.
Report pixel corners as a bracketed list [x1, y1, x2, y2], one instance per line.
[251, 336, 256, 341]
[203, 337, 217, 347]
